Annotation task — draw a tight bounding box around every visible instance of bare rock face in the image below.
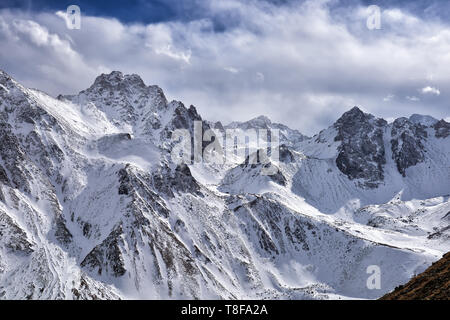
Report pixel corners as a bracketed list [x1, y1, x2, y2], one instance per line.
[434, 119, 450, 138]
[152, 164, 201, 198]
[279, 144, 295, 163]
[333, 108, 440, 181]
[334, 107, 387, 188]
[0, 210, 33, 255]
[81, 224, 126, 277]
[65, 71, 167, 114]
[390, 117, 427, 177]
[0, 123, 33, 192]
[61, 71, 168, 138]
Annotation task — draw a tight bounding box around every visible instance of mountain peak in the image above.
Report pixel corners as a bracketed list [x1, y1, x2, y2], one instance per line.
[333, 106, 388, 188]
[57, 71, 168, 127]
[0, 72, 449, 300]
[0, 69, 13, 85]
[409, 114, 438, 126]
[340, 106, 367, 119]
[250, 115, 272, 125]
[94, 70, 124, 84]
[89, 71, 146, 91]
[333, 106, 383, 129]
[349, 106, 364, 113]
[0, 69, 9, 78]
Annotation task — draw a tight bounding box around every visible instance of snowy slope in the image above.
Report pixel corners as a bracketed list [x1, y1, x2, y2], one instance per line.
[0, 70, 448, 300]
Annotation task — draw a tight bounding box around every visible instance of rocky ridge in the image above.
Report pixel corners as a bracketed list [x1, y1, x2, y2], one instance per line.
[0, 70, 448, 299]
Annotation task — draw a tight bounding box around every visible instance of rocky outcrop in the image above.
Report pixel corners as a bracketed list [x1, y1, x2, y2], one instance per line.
[81, 225, 126, 277]
[0, 210, 33, 254]
[390, 117, 427, 177]
[334, 107, 387, 188]
[434, 119, 450, 139]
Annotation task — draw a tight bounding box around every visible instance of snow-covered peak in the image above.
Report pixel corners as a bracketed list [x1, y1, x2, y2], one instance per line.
[225, 115, 308, 148]
[59, 71, 168, 133]
[409, 114, 439, 127]
[390, 117, 428, 177]
[333, 106, 379, 128]
[0, 69, 12, 83]
[0, 70, 449, 301]
[0, 69, 23, 94]
[226, 115, 272, 130]
[89, 71, 146, 91]
[66, 70, 166, 107]
[433, 119, 450, 138]
[247, 115, 272, 127]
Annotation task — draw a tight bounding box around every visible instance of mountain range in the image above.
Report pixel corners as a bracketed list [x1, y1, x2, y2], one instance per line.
[0, 70, 448, 299]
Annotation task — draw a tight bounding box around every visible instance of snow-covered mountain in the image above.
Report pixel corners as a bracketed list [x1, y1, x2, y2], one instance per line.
[0, 70, 448, 299]
[381, 251, 450, 300]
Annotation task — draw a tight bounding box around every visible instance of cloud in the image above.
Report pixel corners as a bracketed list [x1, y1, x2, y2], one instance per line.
[0, 1, 449, 135]
[421, 86, 441, 95]
[224, 67, 239, 74]
[406, 96, 420, 101]
[153, 44, 192, 64]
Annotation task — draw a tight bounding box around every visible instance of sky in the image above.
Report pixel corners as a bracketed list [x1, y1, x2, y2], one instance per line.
[0, 0, 449, 135]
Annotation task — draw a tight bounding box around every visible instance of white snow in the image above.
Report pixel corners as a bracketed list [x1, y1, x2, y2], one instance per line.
[0, 71, 448, 300]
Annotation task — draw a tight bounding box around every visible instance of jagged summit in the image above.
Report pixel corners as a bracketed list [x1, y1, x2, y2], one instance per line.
[65, 70, 166, 104]
[434, 119, 450, 138]
[346, 105, 365, 115]
[89, 71, 146, 90]
[0, 70, 21, 93]
[409, 114, 439, 127]
[95, 70, 125, 82]
[334, 106, 376, 128]
[252, 115, 272, 124]
[58, 71, 168, 129]
[226, 115, 272, 129]
[225, 115, 309, 146]
[0, 69, 10, 81]
[328, 107, 387, 187]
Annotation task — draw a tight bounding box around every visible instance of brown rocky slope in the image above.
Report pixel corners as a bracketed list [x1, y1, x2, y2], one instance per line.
[381, 252, 450, 300]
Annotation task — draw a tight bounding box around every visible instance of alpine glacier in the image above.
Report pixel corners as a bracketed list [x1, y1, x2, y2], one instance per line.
[0, 70, 448, 299]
